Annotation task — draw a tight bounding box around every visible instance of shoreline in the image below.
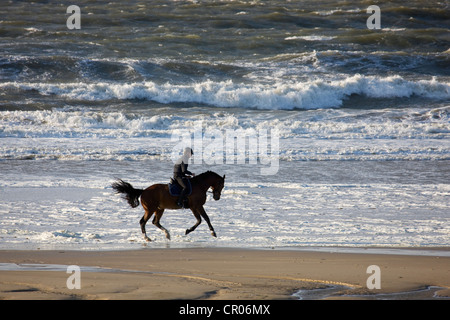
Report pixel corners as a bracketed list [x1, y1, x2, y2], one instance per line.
[2, 245, 449, 256]
[1, 247, 449, 300]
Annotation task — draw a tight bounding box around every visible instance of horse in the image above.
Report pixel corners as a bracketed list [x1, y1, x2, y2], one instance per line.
[112, 171, 225, 242]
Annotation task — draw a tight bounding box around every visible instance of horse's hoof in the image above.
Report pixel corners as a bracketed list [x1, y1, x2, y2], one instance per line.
[185, 229, 190, 235]
[211, 231, 217, 238]
[143, 236, 152, 242]
[165, 233, 171, 240]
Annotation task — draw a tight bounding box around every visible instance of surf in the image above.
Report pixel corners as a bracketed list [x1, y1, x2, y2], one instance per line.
[1, 75, 448, 110]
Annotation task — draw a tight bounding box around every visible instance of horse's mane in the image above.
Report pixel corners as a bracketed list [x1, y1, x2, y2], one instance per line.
[192, 170, 221, 181]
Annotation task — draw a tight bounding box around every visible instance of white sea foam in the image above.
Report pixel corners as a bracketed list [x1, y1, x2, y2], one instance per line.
[285, 35, 335, 41]
[2, 75, 448, 110]
[1, 104, 449, 161]
[0, 180, 448, 250]
[4, 106, 447, 140]
[313, 8, 362, 16]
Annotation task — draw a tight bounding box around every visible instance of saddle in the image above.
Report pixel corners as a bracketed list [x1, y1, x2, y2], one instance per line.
[168, 178, 192, 197]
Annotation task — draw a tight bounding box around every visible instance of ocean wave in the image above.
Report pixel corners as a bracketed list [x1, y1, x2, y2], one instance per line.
[284, 35, 335, 41]
[1, 75, 449, 110]
[0, 137, 448, 162]
[1, 104, 448, 161]
[2, 105, 448, 139]
[0, 109, 176, 138]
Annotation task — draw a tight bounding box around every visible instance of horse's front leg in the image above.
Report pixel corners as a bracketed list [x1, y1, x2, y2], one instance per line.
[198, 206, 216, 237]
[185, 209, 201, 235]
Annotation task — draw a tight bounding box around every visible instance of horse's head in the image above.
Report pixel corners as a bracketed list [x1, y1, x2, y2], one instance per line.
[212, 174, 225, 201]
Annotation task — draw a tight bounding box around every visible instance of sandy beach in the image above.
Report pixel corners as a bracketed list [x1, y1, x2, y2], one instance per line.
[0, 247, 449, 300]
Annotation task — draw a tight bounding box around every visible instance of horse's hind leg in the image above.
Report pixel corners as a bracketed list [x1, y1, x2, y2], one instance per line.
[140, 209, 154, 242]
[152, 208, 171, 240]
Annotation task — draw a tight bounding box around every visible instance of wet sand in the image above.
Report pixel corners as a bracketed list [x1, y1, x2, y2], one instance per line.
[0, 248, 449, 300]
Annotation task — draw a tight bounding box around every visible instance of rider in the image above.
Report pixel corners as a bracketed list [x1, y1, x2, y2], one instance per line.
[173, 147, 194, 207]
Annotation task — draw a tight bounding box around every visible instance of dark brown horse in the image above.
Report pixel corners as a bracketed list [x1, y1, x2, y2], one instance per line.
[112, 171, 225, 242]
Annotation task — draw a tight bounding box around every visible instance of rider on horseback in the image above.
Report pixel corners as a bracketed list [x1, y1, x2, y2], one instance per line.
[174, 147, 194, 207]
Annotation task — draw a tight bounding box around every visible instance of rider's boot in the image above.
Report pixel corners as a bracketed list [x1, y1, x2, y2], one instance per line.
[177, 188, 187, 208]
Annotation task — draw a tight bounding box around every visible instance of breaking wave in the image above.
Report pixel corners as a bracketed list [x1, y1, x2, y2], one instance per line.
[1, 74, 448, 110]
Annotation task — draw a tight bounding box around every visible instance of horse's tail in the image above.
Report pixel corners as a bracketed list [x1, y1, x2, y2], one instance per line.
[112, 179, 144, 208]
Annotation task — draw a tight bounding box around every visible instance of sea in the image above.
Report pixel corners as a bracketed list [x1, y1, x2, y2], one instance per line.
[0, 0, 449, 250]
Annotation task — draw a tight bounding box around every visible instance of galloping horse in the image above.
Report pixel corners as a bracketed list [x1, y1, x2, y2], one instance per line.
[112, 171, 225, 242]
